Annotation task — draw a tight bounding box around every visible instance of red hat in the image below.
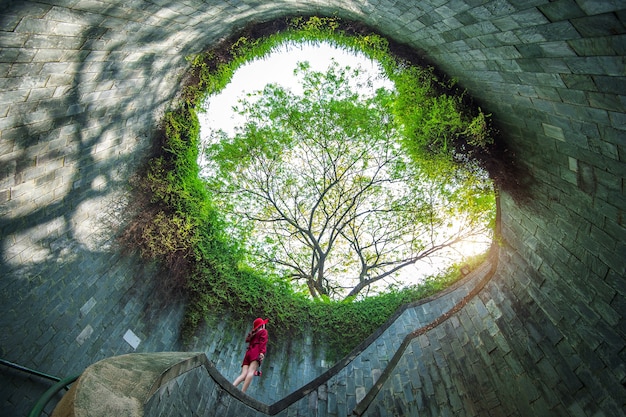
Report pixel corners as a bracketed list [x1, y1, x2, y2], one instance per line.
[253, 318, 269, 330]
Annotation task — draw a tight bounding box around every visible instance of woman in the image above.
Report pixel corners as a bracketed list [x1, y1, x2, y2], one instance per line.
[233, 317, 268, 393]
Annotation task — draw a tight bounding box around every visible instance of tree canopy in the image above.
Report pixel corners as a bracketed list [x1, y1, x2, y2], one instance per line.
[203, 60, 494, 301]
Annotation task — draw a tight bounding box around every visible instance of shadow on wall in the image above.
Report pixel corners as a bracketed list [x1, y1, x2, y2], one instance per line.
[0, 2, 206, 416]
[0, 2, 334, 415]
[3, 1, 625, 417]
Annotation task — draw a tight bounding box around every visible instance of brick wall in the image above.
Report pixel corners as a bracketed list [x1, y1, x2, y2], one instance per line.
[1, 1, 624, 416]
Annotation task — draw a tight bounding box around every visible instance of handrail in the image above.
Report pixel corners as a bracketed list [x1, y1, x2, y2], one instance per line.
[265, 247, 500, 414]
[352, 245, 500, 415]
[27, 374, 80, 417]
[191, 246, 500, 416]
[0, 358, 62, 383]
[12, 249, 500, 417]
[0, 358, 81, 417]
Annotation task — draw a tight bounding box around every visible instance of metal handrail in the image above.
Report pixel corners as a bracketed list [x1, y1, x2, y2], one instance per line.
[0, 358, 80, 417]
[0, 358, 61, 383]
[27, 374, 80, 417]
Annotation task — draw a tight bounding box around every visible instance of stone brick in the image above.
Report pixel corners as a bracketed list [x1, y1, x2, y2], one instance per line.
[538, 0, 586, 22]
[572, 13, 626, 37]
[559, 73, 596, 91]
[569, 37, 618, 58]
[576, 0, 624, 14]
[591, 77, 626, 99]
[586, 91, 623, 112]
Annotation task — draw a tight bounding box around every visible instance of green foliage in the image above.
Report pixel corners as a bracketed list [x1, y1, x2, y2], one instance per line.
[127, 16, 497, 361]
[205, 61, 493, 301]
[389, 65, 493, 161]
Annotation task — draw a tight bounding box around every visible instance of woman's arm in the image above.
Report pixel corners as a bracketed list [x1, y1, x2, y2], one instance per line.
[256, 329, 268, 355]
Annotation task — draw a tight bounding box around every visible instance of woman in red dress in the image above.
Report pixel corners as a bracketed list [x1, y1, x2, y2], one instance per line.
[233, 317, 268, 393]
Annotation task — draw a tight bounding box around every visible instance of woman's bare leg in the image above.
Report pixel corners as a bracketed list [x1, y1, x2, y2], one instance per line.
[233, 365, 249, 388]
[241, 361, 259, 393]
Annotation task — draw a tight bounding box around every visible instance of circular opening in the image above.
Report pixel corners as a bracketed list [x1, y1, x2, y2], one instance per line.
[198, 39, 496, 301]
[125, 17, 502, 359]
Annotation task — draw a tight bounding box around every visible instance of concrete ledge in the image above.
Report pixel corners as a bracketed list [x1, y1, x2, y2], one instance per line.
[51, 351, 272, 417]
[52, 352, 208, 417]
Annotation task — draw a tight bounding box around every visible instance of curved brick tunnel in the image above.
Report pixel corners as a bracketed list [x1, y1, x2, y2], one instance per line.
[0, 1, 624, 416]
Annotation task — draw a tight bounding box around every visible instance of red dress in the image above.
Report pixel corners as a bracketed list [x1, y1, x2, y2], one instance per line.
[242, 328, 268, 366]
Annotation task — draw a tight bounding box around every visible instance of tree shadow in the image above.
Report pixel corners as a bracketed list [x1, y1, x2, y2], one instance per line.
[0, 3, 197, 415]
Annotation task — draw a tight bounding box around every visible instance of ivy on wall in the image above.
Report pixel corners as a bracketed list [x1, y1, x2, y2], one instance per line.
[120, 16, 497, 361]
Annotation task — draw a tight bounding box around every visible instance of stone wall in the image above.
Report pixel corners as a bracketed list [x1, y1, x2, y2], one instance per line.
[1, 1, 624, 417]
[51, 255, 496, 417]
[366, 236, 624, 416]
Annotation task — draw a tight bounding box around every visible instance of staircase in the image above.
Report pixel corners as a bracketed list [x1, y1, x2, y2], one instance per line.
[50, 252, 498, 417]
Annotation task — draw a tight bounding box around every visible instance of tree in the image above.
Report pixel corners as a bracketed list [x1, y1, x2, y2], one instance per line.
[204, 60, 494, 300]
